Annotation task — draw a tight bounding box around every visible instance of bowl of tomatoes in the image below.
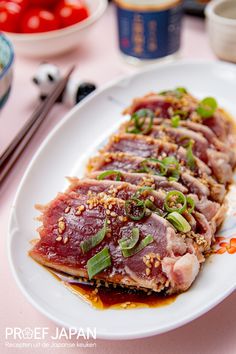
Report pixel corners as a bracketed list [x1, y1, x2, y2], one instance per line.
[0, 0, 107, 57]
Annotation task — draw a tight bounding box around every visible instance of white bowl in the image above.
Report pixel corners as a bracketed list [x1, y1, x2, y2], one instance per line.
[3, 0, 107, 58]
[205, 0, 236, 63]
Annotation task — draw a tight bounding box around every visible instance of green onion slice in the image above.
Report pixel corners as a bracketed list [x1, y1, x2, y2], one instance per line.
[159, 87, 188, 99]
[196, 97, 218, 118]
[141, 158, 168, 176]
[176, 87, 188, 94]
[164, 190, 187, 214]
[144, 199, 157, 211]
[126, 109, 154, 135]
[80, 220, 109, 253]
[173, 109, 188, 119]
[133, 186, 154, 199]
[135, 157, 180, 181]
[132, 189, 164, 216]
[186, 196, 195, 214]
[171, 115, 180, 128]
[166, 212, 191, 233]
[118, 228, 139, 250]
[186, 140, 195, 170]
[162, 156, 180, 181]
[87, 247, 112, 279]
[122, 234, 154, 258]
[97, 170, 122, 181]
[125, 198, 146, 221]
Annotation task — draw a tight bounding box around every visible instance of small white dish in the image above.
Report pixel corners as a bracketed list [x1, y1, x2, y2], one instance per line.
[4, 0, 107, 58]
[8, 61, 236, 340]
[205, 0, 236, 63]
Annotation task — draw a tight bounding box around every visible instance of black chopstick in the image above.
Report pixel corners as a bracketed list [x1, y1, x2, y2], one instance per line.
[0, 65, 75, 185]
[0, 65, 75, 169]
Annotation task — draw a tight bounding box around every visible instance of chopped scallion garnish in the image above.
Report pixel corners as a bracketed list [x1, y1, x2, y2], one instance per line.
[87, 247, 112, 279]
[164, 190, 187, 214]
[171, 115, 180, 128]
[125, 197, 147, 221]
[121, 234, 154, 258]
[97, 170, 122, 181]
[135, 156, 180, 181]
[144, 199, 157, 211]
[166, 212, 191, 233]
[159, 87, 188, 99]
[186, 196, 195, 213]
[80, 220, 109, 253]
[186, 140, 195, 170]
[173, 110, 188, 119]
[126, 109, 154, 135]
[196, 97, 217, 118]
[118, 228, 139, 250]
[162, 156, 180, 181]
[133, 186, 154, 199]
[141, 158, 168, 176]
[176, 87, 188, 94]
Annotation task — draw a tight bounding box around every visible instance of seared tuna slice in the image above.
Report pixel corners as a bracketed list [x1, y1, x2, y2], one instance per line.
[124, 117, 236, 162]
[30, 192, 200, 294]
[102, 133, 213, 180]
[67, 178, 220, 245]
[88, 170, 188, 194]
[102, 134, 230, 186]
[123, 93, 176, 118]
[120, 123, 234, 183]
[124, 92, 234, 142]
[88, 152, 226, 203]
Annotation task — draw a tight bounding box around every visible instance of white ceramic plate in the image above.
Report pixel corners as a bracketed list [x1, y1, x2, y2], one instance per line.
[8, 61, 236, 340]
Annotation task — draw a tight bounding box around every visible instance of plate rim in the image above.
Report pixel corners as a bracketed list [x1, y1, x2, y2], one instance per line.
[7, 59, 236, 340]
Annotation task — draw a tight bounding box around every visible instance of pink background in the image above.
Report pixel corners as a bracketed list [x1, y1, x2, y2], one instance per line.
[1, 4, 236, 354]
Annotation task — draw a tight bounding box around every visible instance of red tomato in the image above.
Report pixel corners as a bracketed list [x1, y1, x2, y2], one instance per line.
[21, 8, 59, 33]
[56, 0, 89, 28]
[0, 1, 23, 32]
[9, 0, 29, 10]
[30, 0, 59, 8]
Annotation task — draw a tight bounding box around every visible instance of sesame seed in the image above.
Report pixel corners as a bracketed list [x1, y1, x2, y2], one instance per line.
[56, 236, 62, 241]
[63, 236, 69, 244]
[58, 220, 66, 233]
[64, 206, 71, 214]
[146, 268, 151, 276]
[156, 253, 161, 261]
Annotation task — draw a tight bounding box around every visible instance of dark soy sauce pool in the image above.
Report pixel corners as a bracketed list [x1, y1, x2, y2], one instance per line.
[49, 268, 177, 310]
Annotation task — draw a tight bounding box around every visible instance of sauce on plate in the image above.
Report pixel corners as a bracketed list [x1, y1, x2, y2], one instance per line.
[48, 268, 177, 310]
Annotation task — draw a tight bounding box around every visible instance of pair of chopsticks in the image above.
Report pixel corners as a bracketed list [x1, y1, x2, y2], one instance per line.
[0, 65, 75, 185]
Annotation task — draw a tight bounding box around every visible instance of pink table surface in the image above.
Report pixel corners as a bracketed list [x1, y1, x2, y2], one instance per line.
[1, 4, 236, 354]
